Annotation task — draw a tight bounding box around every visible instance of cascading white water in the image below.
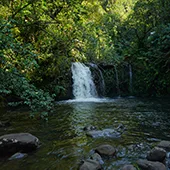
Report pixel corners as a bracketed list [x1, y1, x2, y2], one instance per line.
[71, 62, 98, 99]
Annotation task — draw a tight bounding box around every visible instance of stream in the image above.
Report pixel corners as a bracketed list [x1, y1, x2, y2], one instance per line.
[0, 97, 170, 170]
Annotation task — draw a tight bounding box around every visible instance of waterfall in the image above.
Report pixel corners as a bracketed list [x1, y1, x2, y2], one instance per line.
[71, 62, 98, 99]
[129, 64, 133, 94]
[88, 63, 105, 96]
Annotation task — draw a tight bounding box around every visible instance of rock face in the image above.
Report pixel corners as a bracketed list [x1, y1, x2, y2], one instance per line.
[146, 147, 166, 162]
[121, 164, 137, 170]
[137, 159, 166, 170]
[79, 159, 102, 170]
[0, 133, 40, 156]
[95, 144, 116, 157]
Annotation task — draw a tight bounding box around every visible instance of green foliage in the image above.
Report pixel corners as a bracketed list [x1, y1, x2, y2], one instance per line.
[112, 0, 170, 96]
[133, 24, 170, 96]
[0, 18, 38, 76]
[0, 69, 54, 116]
[0, 17, 55, 117]
[0, 0, 170, 110]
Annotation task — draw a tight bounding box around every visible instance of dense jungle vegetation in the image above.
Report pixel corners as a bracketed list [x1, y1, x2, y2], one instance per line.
[0, 0, 170, 117]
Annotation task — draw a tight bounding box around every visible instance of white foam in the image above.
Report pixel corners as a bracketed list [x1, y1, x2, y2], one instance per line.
[57, 98, 114, 104]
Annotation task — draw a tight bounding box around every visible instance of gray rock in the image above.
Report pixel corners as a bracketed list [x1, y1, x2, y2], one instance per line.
[0, 133, 40, 156]
[146, 147, 166, 162]
[91, 153, 104, 165]
[86, 130, 103, 138]
[121, 164, 137, 170]
[86, 129, 121, 138]
[137, 159, 166, 170]
[95, 144, 116, 157]
[157, 140, 170, 151]
[79, 159, 102, 170]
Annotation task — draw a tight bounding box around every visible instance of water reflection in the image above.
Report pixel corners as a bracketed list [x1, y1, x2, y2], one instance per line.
[0, 97, 170, 170]
[70, 102, 96, 128]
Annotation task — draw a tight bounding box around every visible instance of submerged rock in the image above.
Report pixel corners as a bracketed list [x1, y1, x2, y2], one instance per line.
[95, 144, 116, 157]
[121, 164, 137, 170]
[146, 147, 166, 162]
[91, 153, 104, 165]
[137, 159, 166, 170]
[86, 129, 121, 138]
[79, 159, 102, 170]
[8, 152, 28, 160]
[84, 124, 125, 139]
[0, 133, 40, 157]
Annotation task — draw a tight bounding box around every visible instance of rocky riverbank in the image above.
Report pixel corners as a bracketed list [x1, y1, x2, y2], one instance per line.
[78, 125, 170, 170]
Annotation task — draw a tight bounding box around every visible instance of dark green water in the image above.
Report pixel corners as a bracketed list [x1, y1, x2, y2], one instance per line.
[0, 97, 170, 170]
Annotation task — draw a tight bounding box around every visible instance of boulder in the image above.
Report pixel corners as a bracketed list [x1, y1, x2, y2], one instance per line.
[95, 144, 116, 157]
[137, 159, 166, 170]
[0, 133, 40, 156]
[79, 159, 102, 170]
[146, 147, 166, 162]
[157, 140, 170, 151]
[121, 164, 137, 170]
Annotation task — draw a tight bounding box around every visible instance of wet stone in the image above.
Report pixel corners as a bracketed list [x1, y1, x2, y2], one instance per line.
[157, 140, 170, 152]
[137, 159, 166, 170]
[121, 164, 137, 170]
[86, 129, 121, 138]
[146, 147, 166, 162]
[95, 144, 116, 157]
[0, 133, 40, 157]
[79, 159, 102, 170]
